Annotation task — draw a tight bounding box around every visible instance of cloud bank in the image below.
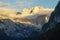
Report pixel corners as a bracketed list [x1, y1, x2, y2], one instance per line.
[0, 6, 54, 27]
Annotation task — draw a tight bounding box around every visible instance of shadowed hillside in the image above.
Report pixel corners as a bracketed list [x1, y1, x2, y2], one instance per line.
[28, 1, 60, 40]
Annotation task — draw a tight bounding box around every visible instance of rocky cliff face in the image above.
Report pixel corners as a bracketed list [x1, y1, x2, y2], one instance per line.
[20, 1, 60, 40]
[30, 1, 60, 40]
[41, 1, 60, 33]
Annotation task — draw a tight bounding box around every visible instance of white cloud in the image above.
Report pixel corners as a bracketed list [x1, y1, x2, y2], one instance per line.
[0, 8, 17, 18]
[0, 2, 10, 7]
[17, 1, 32, 7]
[0, 1, 32, 11]
[0, 6, 54, 27]
[0, 2, 17, 10]
[21, 6, 54, 15]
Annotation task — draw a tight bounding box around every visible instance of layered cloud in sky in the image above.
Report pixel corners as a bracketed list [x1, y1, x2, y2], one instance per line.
[0, 6, 54, 17]
[0, 6, 54, 27]
[17, 1, 32, 6]
[0, 0, 57, 12]
[0, 2, 10, 7]
[0, 1, 54, 20]
[0, 1, 32, 11]
[0, 0, 59, 12]
[14, 1, 32, 10]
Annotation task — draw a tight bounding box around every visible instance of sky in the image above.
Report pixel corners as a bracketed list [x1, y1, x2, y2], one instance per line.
[0, 0, 59, 12]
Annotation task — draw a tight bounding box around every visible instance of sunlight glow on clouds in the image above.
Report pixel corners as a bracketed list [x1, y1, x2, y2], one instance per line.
[0, 6, 53, 26]
[0, 8, 17, 18]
